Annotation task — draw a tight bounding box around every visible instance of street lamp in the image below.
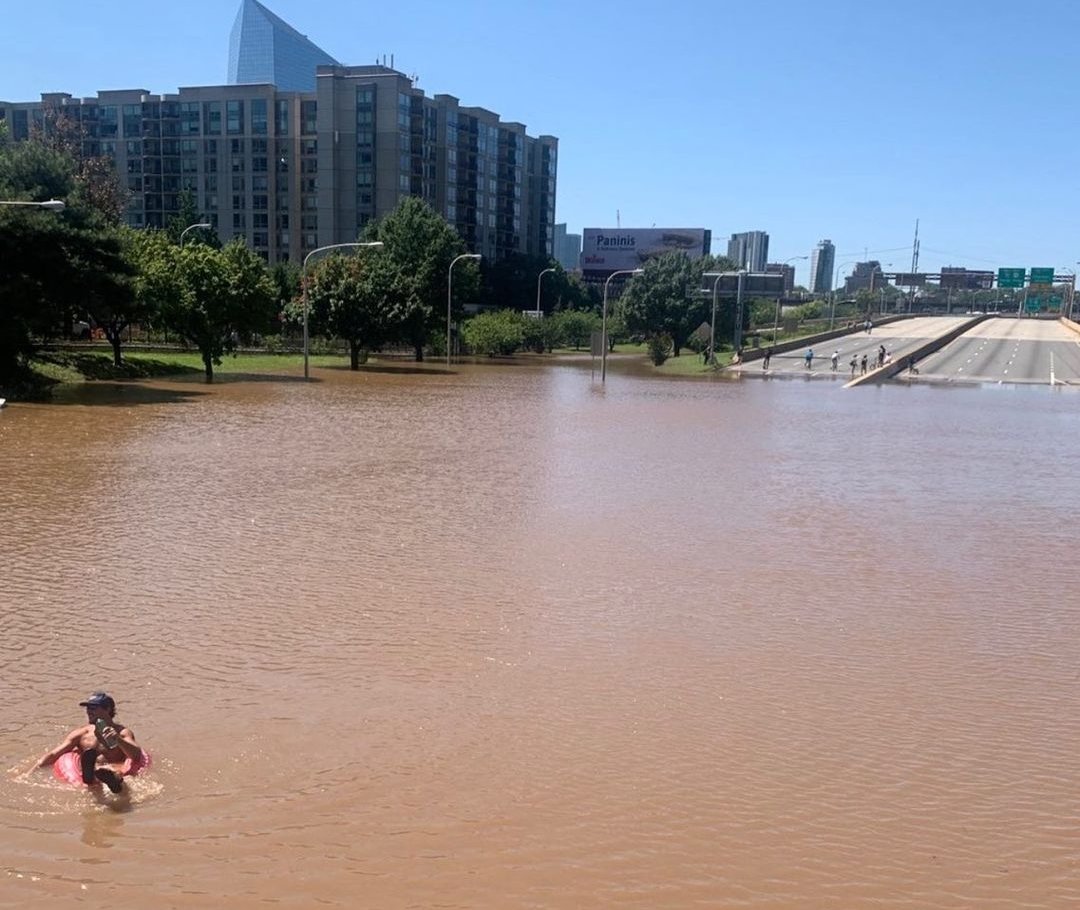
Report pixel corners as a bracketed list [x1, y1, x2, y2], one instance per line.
[446, 253, 482, 368]
[302, 241, 385, 379]
[0, 198, 66, 211]
[179, 221, 212, 247]
[830, 261, 858, 330]
[535, 267, 556, 317]
[771, 256, 808, 343]
[600, 268, 643, 382]
[702, 271, 728, 366]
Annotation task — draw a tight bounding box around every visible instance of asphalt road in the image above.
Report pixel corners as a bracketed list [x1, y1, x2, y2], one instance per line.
[909, 317, 1080, 386]
[739, 316, 974, 381]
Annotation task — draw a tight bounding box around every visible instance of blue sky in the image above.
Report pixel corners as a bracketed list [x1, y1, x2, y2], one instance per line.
[2, 0, 1077, 286]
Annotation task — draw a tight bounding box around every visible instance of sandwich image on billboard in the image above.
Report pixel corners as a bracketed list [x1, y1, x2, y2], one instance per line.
[581, 228, 711, 272]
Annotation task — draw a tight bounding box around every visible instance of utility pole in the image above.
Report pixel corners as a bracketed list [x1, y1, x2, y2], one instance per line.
[908, 219, 920, 313]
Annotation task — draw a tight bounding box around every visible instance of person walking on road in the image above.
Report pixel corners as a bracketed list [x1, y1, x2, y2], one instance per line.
[860, 353, 868, 375]
[831, 350, 839, 372]
[849, 354, 858, 377]
[805, 348, 814, 370]
[762, 347, 772, 370]
[877, 344, 886, 368]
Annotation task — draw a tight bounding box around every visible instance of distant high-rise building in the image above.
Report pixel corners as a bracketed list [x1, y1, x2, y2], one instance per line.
[553, 224, 581, 270]
[810, 239, 836, 294]
[228, 0, 339, 92]
[765, 262, 796, 293]
[727, 230, 769, 271]
[844, 261, 884, 293]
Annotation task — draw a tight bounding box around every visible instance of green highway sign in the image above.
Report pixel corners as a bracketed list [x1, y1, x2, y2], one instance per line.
[1029, 267, 1055, 285]
[998, 268, 1025, 288]
[1026, 296, 1042, 312]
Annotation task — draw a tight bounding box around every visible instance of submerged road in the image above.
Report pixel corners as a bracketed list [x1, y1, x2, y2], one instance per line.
[907, 317, 1080, 386]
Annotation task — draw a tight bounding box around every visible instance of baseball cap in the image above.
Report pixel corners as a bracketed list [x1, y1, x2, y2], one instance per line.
[79, 692, 116, 710]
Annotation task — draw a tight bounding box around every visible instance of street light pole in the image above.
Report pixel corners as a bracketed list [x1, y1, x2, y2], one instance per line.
[601, 268, 643, 382]
[830, 261, 858, 330]
[179, 221, 212, 248]
[535, 267, 556, 317]
[302, 241, 384, 379]
[771, 255, 808, 343]
[0, 199, 65, 211]
[446, 253, 482, 368]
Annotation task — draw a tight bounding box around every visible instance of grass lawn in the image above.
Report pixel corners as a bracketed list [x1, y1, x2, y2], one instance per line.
[124, 351, 345, 374]
[654, 349, 735, 376]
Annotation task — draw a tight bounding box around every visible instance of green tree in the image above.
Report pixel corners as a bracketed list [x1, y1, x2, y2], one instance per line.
[160, 240, 276, 381]
[617, 252, 708, 356]
[304, 252, 401, 368]
[30, 108, 128, 223]
[520, 313, 564, 353]
[0, 137, 135, 383]
[550, 309, 599, 350]
[362, 197, 469, 360]
[165, 190, 204, 245]
[462, 309, 524, 356]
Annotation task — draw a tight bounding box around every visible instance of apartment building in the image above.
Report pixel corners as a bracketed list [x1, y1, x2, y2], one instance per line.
[0, 4, 557, 264]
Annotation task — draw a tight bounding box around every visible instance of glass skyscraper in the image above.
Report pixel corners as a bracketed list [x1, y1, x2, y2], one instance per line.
[228, 0, 338, 92]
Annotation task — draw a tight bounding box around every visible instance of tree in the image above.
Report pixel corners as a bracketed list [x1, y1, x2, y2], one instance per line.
[361, 197, 468, 360]
[617, 252, 708, 356]
[160, 240, 276, 381]
[520, 314, 564, 353]
[304, 252, 401, 368]
[550, 309, 599, 350]
[462, 309, 524, 356]
[30, 108, 128, 223]
[0, 137, 135, 382]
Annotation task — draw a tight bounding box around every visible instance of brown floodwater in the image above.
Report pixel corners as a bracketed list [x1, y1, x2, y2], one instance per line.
[2, 360, 1079, 909]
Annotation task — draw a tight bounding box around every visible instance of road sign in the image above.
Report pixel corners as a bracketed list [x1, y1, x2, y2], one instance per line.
[1030, 268, 1055, 285]
[1026, 296, 1042, 312]
[998, 268, 1025, 288]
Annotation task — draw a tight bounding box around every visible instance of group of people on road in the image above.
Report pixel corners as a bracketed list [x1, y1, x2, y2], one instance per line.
[764, 334, 893, 377]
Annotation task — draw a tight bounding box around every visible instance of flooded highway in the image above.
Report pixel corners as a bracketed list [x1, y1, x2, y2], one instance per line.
[2, 361, 1079, 909]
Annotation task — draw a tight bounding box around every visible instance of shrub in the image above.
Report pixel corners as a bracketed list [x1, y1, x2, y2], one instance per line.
[646, 333, 673, 366]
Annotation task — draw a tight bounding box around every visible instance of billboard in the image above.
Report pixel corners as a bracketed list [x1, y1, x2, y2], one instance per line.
[581, 228, 710, 272]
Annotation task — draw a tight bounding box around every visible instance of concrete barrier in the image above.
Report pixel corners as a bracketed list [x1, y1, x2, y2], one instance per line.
[1060, 316, 1080, 338]
[844, 314, 992, 388]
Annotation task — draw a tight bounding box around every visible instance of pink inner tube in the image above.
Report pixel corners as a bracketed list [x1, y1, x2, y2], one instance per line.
[52, 749, 152, 786]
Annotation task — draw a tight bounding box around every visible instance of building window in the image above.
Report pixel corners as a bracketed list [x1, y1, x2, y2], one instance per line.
[226, 100, 244, 135]
[275, 100, 290, 135]
[300, 100, 317, 135]
[204, 101, 221, 135]
[99, 106, 118, 138]
[180, 102, 200, 135]
[230, 138, 245, 155]
[232, 176, 245, 192]
[251, 99, 267, 135]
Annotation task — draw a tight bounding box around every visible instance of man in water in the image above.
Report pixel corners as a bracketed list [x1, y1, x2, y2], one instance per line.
[35, 692, 144, 793]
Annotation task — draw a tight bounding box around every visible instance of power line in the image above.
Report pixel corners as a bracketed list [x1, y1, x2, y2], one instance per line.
[919, 247, 1007, 267]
